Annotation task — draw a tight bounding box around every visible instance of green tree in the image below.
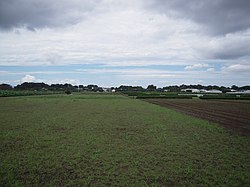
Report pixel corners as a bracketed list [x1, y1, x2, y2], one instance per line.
[147, 85, 157, 91]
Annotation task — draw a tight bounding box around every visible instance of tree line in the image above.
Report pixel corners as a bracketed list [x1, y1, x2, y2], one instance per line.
[0, 82, 250, 93]
[112, 84, 250, 93]
[0, 83, 104, 92]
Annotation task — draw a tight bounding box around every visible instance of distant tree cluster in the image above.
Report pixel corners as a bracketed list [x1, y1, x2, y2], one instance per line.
[161, 84, 250, 93]
[0, 84, 12, 90]
[0, 83, 250, 93]
[115, 85, 144, 92]
[114, 84, 250, 93]
[0, 83, 103, 92]
[15, 82, 50, 90]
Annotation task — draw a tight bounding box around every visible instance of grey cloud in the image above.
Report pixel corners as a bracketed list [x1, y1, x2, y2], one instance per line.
[0, 0, 101, 30]
[148, 0, 250, 35]
[202, 33, 250, 59]
[211, 44, 250, 60]
[222, 64, 250, 73]
[45, 52, 62, 65]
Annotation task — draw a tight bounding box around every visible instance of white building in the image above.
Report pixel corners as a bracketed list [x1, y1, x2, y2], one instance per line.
[205, 90, 222, 93]
[181, 89, 200, 93]
[227, 90, 250, 94]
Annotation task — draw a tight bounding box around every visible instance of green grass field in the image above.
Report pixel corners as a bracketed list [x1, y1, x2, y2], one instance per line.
[0, 94, 249, 186]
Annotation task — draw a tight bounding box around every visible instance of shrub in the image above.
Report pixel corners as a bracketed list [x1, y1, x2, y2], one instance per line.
[65, 90, 72, 95]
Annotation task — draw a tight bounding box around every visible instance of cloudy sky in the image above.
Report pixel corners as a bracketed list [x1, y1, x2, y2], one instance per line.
[0, 0, 250, 87]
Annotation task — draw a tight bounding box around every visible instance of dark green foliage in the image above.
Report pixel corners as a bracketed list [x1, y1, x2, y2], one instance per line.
[65, 90, 72, 95]
[126, 92, 193, 99]
[15, 82, 50, 90]
[163, 85, 181, 92]
[1, 82, 250, 93]
[0, 90, 62, 97]
[200, 94, 250, 100]
[0, 84, 13, 90]
[116, 85, 144, 92]
[50, 83, 77, 91]
[147, 84, 157, 91]
[136, 94, 192, 99]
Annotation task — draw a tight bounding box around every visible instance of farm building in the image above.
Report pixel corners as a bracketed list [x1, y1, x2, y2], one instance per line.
[181, 89, 223, 94]
[242, 90, 250, 94]
[204, 90, 222, 93]
[181, 89, 200, 93]
[227, 90, 250, 94]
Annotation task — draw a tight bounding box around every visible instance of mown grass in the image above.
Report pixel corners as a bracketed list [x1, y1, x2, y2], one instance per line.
[0, 94, 249, 186]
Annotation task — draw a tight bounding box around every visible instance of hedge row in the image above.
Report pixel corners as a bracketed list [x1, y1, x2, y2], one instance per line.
[200, 95, 250, 100]
[0, 90, 63, 97]
[136, 95, 193, 99]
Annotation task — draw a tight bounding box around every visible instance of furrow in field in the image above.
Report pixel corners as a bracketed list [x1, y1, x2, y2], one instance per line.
[158, 100, 250, 121]
[143, 99, 250, 135]
[151, 100, 248, 125]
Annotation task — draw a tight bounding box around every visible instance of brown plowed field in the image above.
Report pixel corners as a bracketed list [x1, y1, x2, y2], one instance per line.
[143, 99, 250, 135]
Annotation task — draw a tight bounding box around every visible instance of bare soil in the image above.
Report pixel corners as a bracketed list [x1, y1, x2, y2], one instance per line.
[143, 99, 250, 135]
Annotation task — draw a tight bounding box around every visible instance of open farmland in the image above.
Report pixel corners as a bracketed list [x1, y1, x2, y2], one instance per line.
[144, 99, 250, 135]
[0, 94, 250, 186]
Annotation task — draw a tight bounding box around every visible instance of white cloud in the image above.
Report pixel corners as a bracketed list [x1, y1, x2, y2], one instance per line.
[19, 75, 80, 85]
[56, 79, 80, 85]
[206, 68, 215, 72]
[43, 79, 80, 85]
[21, 74, 36, 82]
[185, 63, 210, 71]
[19, 74, 45, 83]
[1, 2, 249, 69]
[77, 68, 173, 74]
[198, 80, 204, 84]
[0, 5, 203, 67]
